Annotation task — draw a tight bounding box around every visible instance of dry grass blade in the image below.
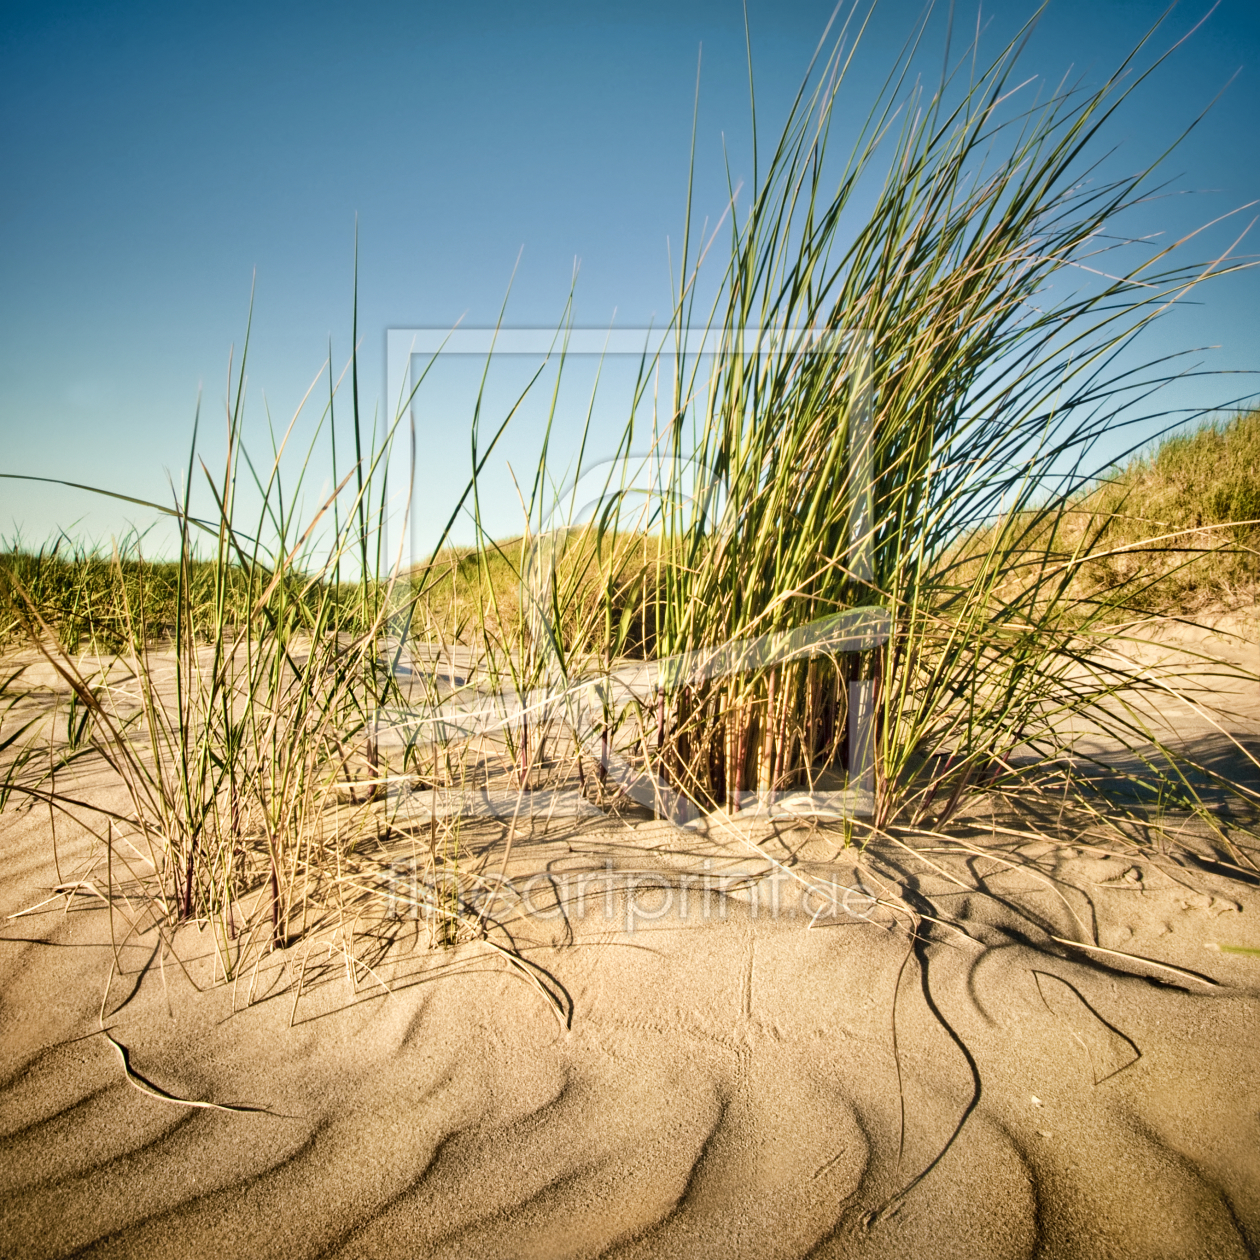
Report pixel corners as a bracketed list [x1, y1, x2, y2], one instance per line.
[103, 1031, 275, 1114]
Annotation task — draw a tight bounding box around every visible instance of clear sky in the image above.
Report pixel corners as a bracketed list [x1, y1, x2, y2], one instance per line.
[2, 0, 1257, 554]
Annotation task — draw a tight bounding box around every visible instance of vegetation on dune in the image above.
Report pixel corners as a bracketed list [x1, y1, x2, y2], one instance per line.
[5, 408, 1257, 654]
[1073, 407, 1260, 612]
[0, 543, 388, 652]
[0, 531, 656, 656]
[405, 533, 661, 652]
[0, 310, 421, 971]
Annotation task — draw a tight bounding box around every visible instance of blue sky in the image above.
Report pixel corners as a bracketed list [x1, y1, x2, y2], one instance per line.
[2, 0, 1258, 554]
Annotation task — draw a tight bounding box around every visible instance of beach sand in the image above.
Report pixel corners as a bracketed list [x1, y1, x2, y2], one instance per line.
[2, 624, 1259, 1258]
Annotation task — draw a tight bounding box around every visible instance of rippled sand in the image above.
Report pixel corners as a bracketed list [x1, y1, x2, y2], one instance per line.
[3, 615, 1259, 1257]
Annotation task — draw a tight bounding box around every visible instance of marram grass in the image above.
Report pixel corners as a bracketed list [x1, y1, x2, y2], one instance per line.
[492, 5, 1259, 836]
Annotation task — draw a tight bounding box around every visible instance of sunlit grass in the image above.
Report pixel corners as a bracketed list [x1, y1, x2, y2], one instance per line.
[1071, 407, 1260, 612]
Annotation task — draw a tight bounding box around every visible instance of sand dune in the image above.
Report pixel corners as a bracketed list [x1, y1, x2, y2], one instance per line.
[3, 616, 1260, 1256]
